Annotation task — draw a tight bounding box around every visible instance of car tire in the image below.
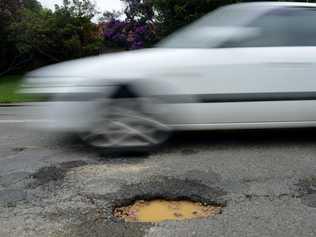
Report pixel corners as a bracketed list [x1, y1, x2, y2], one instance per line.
[79, 90, 170, 153]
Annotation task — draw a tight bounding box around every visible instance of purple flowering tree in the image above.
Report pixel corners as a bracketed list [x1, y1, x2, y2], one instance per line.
[100, 0, 157, 50]
[101, 19, 156, 49]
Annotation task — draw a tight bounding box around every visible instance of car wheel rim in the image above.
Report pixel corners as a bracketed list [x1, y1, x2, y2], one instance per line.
[81, 100, 170, 149]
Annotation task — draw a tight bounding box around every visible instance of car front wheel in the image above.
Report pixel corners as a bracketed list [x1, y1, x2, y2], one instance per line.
[79, 97, 170, 152]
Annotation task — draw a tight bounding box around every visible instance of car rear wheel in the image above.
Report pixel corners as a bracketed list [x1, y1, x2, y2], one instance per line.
[80, 97, 170, 152]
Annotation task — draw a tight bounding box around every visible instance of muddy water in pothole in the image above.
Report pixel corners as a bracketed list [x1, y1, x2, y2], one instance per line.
[114, 199, 222, 223]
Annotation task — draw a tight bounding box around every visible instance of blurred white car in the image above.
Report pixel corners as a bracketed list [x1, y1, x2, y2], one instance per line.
[23, 2, 316, 151]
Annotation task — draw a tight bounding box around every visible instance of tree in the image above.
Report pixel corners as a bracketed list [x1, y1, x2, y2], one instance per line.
[23, 0, 42, 11]
[100, 0, 157, 50]
[101, 19, 157, 49]
[52, 0, 103, 58]
[0, 0, 24, 75]
[99, 10, 122, 22]
[1, 0, 103, 75]
[55, 0, 98, 19]
[0, 0, 22, 16]
[122, 0, 155, 23]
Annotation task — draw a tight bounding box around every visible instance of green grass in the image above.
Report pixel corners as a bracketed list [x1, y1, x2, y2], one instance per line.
[0, 75, 44, 103]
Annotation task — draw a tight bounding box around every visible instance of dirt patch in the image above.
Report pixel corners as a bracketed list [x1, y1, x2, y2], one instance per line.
[32, 166, 65, 184]
[181, 148, 198, 155]
[59, 160, 88, 169]
[114, 199, 222, 222]
[51, 208, 151, 237]
[73, 163, 151, 177]
[297, 176, 316, 194]
[29, 160, 89, 187]
[297, 176, 316, 208]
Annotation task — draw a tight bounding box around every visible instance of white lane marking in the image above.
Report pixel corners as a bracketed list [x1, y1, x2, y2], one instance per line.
[0, 119, 50, 124]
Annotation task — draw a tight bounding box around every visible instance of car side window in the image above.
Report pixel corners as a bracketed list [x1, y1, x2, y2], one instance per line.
[219, 7, 316, 48]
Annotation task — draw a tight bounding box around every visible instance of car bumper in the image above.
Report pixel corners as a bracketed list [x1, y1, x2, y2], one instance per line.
[22, 101, 99, 132]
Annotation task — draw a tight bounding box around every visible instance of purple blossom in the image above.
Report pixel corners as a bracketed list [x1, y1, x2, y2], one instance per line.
[135, 26, 146, 34]
[131, 41, 144, 49]
[101, 19, 156, 50]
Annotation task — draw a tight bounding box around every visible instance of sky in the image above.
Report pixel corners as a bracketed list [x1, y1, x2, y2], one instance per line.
[38, 0, 124, 12]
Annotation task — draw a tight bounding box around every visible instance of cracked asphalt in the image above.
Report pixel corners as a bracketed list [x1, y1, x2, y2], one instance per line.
[0, 105, 316, 237]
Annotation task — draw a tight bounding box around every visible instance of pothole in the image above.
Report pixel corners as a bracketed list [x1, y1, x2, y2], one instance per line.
[53, 176, 226, 236]
[114, 199, 223, 223]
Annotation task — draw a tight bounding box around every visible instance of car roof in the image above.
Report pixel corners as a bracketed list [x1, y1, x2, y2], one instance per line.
[232, 1, 316, 9]
[195, 1, 316, 30]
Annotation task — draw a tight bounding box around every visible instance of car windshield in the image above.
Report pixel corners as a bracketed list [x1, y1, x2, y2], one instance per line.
[157, 5, 265, 48]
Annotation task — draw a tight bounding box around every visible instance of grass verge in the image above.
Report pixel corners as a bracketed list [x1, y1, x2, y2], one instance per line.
[0, 75, 44, 103]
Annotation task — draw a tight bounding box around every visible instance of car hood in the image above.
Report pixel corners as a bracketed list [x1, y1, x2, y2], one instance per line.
[26, 48, 199, 83]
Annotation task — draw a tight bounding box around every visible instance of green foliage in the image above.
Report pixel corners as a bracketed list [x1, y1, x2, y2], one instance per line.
[55, 0, 99, 19]
[23, 0, 42, 11]
[122, 0, 155, 23]
[0, 0, 22, 16]
[0, 1, 22, 74]
[0, 0, 103, 75]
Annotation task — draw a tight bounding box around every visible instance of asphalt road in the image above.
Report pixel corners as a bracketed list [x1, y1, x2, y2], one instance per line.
[0, 105, 316, 237]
